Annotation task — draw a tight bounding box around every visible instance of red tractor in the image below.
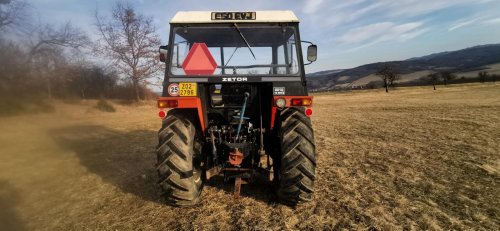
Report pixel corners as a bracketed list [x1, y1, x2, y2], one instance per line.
[157, 11, 317, 206]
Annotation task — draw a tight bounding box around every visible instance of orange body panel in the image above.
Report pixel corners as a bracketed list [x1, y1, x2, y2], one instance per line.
[158, 95, 312, 133]
[157, 97, 206, 132]
[270, 96, 313, 129]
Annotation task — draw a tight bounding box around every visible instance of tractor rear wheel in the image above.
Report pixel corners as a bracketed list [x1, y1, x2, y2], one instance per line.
[156, 109, 203, 206]
[276, 108, 316, 205]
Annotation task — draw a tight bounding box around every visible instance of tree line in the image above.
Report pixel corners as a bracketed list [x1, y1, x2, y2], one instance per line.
[0, 1, 161, 101]
[371, 64, 497, 93]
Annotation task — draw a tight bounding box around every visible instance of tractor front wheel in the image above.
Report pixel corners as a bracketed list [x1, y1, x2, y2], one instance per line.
[276, 108, 316, 205]
[156, 109, 203, 206]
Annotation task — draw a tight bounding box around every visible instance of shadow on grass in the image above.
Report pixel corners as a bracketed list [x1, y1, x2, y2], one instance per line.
[205, 174, 278, 204]
[50, 125, 161, 203]
[50, 125, 280, 205]
[0, 180, 27, 231]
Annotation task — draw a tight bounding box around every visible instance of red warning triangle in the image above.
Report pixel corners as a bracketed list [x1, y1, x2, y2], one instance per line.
[182, 43, 217, 75]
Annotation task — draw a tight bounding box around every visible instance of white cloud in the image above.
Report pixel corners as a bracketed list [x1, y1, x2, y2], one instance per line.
[482, 17, 500, 24]
[301, 0, 492, 30]
[367, 0, 488, 18]
[336, 21, 427, 53]
[299, 0, 371, 28]
[448, 18, 480, 31]
[398, 28, 429, 41]
[387, 22, 425, 41]
[337, 21, 424, 45]
[337, 22, 393, 44]
[302, 0, 324, 14]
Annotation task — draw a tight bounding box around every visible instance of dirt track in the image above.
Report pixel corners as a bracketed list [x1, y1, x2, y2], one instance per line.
[1, 84, 499, 230]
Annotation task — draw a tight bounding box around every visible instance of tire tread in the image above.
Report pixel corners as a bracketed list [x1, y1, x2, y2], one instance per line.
[156, 109, 202, 206]
[277, 108, 316, 205]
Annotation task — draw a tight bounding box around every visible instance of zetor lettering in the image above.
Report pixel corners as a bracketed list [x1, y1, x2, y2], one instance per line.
[222, 77, 248, 82]
[156, 11, 318, 206]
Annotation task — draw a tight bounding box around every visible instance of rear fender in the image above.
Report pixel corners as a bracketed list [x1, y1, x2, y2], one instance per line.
[157, 97, 206, 133]
[270, 96, 313, 130]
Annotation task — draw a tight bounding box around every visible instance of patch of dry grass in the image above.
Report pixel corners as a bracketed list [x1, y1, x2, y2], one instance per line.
[0, 84, 499, 230]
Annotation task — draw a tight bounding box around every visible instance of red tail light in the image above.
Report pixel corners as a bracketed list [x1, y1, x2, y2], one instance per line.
[291, 98, 312, 106]
[158, 110, 166, 118]
[305, 108, 313, 117]
[158, 100, 178, 108]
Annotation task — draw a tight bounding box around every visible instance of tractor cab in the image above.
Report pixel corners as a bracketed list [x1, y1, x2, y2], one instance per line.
[160, 11, 316, 81]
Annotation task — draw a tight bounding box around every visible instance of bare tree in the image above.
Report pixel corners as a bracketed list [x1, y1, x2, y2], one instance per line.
[65, 63, 118, 99]
[375, 64, 400, 93]
[440, 71, 455, 86]
[0, 0, 29, 32]
[95, 2, 161, 101]
[25, 22, 88, 99]
[27, 22, 88, 57]
[426, 72, 440, 90]
[478, 71, 488, 83]
[0, 39, 30, 95]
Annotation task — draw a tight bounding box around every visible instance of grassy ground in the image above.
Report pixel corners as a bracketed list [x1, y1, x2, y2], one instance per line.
[0, 84, 499, 230]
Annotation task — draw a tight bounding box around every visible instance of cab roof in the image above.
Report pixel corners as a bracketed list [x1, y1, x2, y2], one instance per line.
[170, 11, 299, 24]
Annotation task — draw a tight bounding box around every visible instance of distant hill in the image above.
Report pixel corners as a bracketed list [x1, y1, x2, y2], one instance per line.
[307, 44, 500, 91]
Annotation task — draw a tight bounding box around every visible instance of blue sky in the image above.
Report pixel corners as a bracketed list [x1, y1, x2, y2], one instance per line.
[29, 0, 500, 73]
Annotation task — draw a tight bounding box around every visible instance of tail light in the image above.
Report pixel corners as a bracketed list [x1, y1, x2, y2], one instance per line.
[291, 98, 312, 106]
[158, 110, 166, 118]
[158, 100, 178, 108]
[305, 108, 313, 117]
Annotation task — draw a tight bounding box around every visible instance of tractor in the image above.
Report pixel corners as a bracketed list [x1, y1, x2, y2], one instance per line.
[156, 11, 317, 206]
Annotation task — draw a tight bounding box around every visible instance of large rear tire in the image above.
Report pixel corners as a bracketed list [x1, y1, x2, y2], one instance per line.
[276, 108, 316, 205]
[156, 109, 203, 206]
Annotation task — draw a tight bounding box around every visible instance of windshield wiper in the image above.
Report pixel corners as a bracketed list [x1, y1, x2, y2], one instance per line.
[233, 23, 256, 60]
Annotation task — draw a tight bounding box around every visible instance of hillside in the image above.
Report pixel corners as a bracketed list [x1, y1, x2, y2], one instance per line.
[307, 44, 500, 91]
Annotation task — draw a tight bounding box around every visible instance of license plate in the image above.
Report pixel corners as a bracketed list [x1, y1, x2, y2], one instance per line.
[211, 12, 256, 20]
[179, 83, 197, 96]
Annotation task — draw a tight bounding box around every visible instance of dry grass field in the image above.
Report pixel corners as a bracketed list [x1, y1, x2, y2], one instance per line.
[0, 84, 499, 230]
